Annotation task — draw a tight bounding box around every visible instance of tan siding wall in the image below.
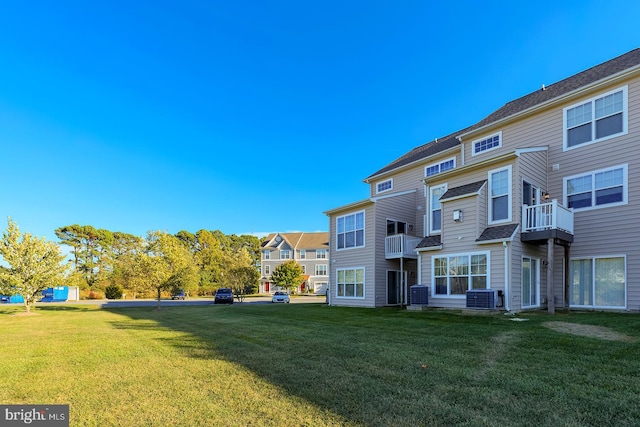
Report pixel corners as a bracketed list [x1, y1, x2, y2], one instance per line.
[328, 204, 376, 307]
[374, 192, 419, 306]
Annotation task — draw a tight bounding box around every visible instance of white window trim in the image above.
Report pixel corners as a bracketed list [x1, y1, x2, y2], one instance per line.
[280, 249, 290, 260]
[472, 131, 502, 156]
[563, 164, 628, 212]
[315, 264, 328, 276]
[431, 251, 491, 298]
[299, 249, 306, 260]
[376, 178, 393, 194]
[488, 165, 512, 224]
[335, 266, 366, 299]
[562, 86, 628, 151]
[569, 254, 627, 309]
[424, 157, 456, 178]
[263, 250, 270, 260]
[264, 265, 270, 275]
[336, 211, 365, 251]
[428, 184, 447, 235]
[316, 249, 327, 259]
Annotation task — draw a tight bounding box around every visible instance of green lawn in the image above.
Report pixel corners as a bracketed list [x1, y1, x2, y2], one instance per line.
[2, 303, 640, 426]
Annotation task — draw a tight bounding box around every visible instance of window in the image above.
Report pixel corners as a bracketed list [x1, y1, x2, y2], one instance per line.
[433, 253, 489, 296]
[301, 265, 307, 274]
[472, 132, 502, 155]
[386, 219, 407, 236]
[316, 249, 327, 259]
[264, 265, 270, 275]
[337, 211, 365, 250]
[315, 264, 327, 276]
[280, 250, 290, 260]
[425, 157, 455, 177]
[564, 165, 627, 210]
[336, 268, 365, 298]
[564, 86, 627, 150]
[489, 166, 512, 223]
[429, 185, 447, 234]
[263, 251, 270, 260]
[376, 179, 393, 194]
[570, 256, 625, 308]
[299, 250, 306, 260]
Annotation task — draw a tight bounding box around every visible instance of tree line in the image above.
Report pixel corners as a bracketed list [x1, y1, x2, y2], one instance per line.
[1, 218, 262, 311]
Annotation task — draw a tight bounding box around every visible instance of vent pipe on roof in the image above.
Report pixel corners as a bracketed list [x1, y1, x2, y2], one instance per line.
[541, 84, 546, 91]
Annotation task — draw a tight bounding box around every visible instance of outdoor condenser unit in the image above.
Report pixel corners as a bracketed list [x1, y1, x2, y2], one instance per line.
[410, 285, 429, 305]
[465, 289, 497, 309]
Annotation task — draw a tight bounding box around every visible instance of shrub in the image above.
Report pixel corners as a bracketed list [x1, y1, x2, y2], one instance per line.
[105, 285, 123, 300]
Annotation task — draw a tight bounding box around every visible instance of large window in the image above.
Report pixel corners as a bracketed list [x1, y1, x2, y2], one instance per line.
[425, 158, 455, 177]
[433, 253, 488, 296]
[316, 249, 327, 259]
[337, 212, 364, 250]
[280, 250, 290, 260]
[429, 185, 447, 234]
[564, 86, 627, 150]
[570, 256, 625, 308]
[472, 132, 502, 156]
[564, 165, 627, 210]
[522, 257, 540, 308]
[336, 268, 365, 298]
[299, 250, 306, 260]
[263, 251, 270, 260]
[315, 264, 327, 276]
[489, 166, 512, 223]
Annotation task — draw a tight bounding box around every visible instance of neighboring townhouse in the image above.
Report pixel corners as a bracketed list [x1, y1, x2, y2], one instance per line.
[259, 232, 329, 294]
[325, 48, 640, 312]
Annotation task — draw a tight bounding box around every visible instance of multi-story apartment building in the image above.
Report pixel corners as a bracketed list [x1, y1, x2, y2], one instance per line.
[259, 232, 329, 294]
[325, 48, 640, 312]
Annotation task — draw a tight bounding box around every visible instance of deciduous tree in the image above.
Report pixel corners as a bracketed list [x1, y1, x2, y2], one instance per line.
[0, 218, 68, 313]
[270, 260, 304, 293]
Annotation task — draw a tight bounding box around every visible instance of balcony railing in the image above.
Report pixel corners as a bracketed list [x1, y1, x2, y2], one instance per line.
[385, 234, 422, 259]
[522, 200, 574, 234]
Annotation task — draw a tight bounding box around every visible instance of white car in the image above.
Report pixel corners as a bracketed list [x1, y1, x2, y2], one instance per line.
[271, 291, 290, 303]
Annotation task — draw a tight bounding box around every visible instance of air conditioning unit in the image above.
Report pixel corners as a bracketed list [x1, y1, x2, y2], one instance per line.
[410, 285, 429, 305]
[466, 289, 497, 309]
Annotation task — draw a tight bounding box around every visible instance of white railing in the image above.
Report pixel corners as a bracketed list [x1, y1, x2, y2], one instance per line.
[385, 234, 422, 259]
[522, 200, 574, 233]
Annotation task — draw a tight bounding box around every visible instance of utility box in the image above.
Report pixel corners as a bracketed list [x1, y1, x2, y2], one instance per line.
[410, 285, 429, 305]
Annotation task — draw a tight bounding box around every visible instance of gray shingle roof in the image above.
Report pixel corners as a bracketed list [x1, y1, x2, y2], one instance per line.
[366, 48, 640, 180]
[440, 180, 486, 201]
[416, 235, 442, 249]
[476, 224, 519, 242]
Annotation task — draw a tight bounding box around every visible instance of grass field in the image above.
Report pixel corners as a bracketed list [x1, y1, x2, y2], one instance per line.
[2, 303, 640, 426]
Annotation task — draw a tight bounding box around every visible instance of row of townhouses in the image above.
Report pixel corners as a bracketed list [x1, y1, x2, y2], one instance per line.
[260, 232, 329, 294]
[324, 48, 640, 312]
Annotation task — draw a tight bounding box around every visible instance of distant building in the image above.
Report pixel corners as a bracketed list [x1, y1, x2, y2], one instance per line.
[259, 232, 329, 294]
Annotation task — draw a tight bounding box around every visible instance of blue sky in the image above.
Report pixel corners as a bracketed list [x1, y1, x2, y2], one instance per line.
[1, 1, 639, 241]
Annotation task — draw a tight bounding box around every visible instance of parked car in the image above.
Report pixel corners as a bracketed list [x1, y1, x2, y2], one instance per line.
[171, 290, 185, 300]
[272, 291, 290, 304]
[214, 288, 234, 304]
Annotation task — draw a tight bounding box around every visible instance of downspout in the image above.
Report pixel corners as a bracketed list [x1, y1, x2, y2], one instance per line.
[503, 241, 510, 312]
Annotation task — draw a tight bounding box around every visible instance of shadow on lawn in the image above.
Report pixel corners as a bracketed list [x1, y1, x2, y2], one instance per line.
[103, 304, 418, 425]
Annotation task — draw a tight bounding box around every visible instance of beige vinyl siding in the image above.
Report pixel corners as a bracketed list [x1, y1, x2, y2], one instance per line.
[329, 204, 376, 307]
[373, 192, 419, 306]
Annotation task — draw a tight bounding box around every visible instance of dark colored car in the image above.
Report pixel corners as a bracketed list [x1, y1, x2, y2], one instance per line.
[214, 288, 234, 304]
[171, 290, 186, 300]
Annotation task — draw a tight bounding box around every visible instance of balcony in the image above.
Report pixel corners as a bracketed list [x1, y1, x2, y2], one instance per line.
[385, 234, 422, 259]
[521, 200, 574, 245]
